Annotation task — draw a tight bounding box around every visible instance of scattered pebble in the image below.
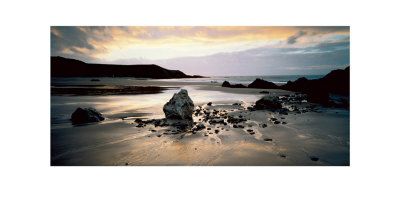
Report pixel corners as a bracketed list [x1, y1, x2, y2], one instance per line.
[264, 138, 272, 141]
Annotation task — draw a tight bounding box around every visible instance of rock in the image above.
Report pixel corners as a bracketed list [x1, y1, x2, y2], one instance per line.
[307, 91, 329, 104]
[193, 123, 206, 131]
[247, 106, 256, 111]
[227, 116, 247, 124]
[259, 91, 270, 94]
[262, 124, 267, 128]
[171, 121, 191, 129]
[264, 138, 272, 141]
[229, 84, 247, 88]
[221, 81, 231, 87]
[278, 108, 289, 115]
[255, 96, 282, 110]
[274, 121, 281, 124]
[71, 107, 104, 124]
[215, 130, 219, 134]
[207, 102, 212, 106]
[163, 89, 194, 120]
[248, 78, 279, 89]
[310, 156, 319, 161]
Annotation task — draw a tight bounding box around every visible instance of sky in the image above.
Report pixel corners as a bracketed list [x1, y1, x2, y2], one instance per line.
[51, 26, 349, 76]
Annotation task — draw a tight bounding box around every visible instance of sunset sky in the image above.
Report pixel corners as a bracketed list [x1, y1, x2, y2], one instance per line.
[51, 26, 349, 75]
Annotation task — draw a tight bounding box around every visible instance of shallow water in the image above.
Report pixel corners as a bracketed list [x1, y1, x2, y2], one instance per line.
[51, 85, 263, 129]
[51, 78, 349, 166]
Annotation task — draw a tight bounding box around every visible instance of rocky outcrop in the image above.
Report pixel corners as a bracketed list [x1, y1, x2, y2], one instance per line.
[71, 107, 105, 124]
[51, 56, 204, 79]
[163, 89, 194, 120]
[221, 81, 231, 87]
[254, 96, 282, 110]
[220, 81, 246, 88]
[248, 78, 278, 89]
[281, 66, 350, 104]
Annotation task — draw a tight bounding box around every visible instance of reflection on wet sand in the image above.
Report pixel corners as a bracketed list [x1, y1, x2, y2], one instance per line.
[51, 79, 349, 166]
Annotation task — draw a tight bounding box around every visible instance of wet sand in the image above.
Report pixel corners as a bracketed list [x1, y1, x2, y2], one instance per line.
[51, 78, 349, 166]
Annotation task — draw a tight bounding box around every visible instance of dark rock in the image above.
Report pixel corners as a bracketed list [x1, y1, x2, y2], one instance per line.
[193, 123, 206, 131]
[229, 84, 246, 88]
[207, 102, 212, 106]
[247, 106, 256, 111]
[264, 138, 272, 141]
[281, 67, 350, 105]
[248, 78, 278, 89]
[262, 124, 267, 128]
[221, 81, 231, 87]
[274, 121, 281, 124]
[259, 91, 270, 94]
[163, 89, 194, 120]
[51, 56, 203, 79]
[215, 130, 219, 134]
[221, 81, 246, 88]
[255, 96, 282, 110]
[310, 156, 319, 161]
[278, 108, 289, 115]
[227, 116, 247, 124]
[171, 121, 191, 129]
[71, 107, 104, 124]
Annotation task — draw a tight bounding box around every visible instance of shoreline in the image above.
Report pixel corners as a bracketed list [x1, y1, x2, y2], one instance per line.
[51, 79, 349, 166]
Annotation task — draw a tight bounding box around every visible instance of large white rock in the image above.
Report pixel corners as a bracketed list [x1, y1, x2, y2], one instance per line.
[163, 89, 194, 120]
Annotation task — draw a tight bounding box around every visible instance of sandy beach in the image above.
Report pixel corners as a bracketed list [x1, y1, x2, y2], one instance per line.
[51, 78, 349, 166]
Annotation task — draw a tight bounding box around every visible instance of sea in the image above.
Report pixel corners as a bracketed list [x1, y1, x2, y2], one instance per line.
[163, 75, 324, 84]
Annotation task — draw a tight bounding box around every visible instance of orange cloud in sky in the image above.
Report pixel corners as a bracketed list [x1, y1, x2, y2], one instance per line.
[52, 26, 349, 61]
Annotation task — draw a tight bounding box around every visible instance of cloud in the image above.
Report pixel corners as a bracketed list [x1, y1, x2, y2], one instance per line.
[287, 31, 307, 44]
[151, 38, 350, 76]
[50, 26, 349, 75]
